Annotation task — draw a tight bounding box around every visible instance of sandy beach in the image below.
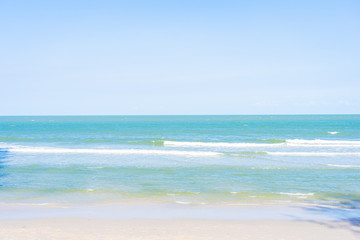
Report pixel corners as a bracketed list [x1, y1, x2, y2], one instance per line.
[0, 203, 359, 239]
[0, 218, 359, 240]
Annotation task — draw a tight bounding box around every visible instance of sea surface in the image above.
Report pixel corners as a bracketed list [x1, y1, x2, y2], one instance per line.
[0, 115, 359, 207]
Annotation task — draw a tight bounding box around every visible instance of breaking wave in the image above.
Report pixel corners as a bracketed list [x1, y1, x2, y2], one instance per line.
[3, 145, 221, 157]
[266, 152, 360, 156]
[164, 139, 360, 148]
[327, 164, 360, 168]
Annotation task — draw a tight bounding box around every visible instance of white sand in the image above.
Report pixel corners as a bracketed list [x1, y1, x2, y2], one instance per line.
[0, 218, 359, 240]
[1, 203, 359, 239]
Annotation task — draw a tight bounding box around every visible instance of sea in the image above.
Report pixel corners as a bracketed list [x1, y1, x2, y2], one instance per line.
[0, 115, 359, 207]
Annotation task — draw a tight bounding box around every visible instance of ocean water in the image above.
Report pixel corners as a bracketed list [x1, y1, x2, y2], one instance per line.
[0, 115, 359, 206]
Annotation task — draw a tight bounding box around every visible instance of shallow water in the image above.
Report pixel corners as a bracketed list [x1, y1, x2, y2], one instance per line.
[0, 115, 359, 206]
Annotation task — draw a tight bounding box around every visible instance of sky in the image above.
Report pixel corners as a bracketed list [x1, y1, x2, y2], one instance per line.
[0, 0, 359, 115]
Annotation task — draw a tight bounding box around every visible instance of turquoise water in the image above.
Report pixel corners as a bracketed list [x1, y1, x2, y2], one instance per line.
[0, 115, 359, 206]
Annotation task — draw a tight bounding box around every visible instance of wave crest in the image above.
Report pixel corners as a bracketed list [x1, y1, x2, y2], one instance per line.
[4, 146, 221, 157]
[164, 139, 360, 148]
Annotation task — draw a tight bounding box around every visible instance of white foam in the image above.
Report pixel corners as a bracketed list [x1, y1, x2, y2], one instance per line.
[6, 145, 221, 157]
[164, 141, 283, 148]
[285, 139, 360, 147]
[280, 192, 314, 197]
[328, 132, 339, 135]
[266, 152, 360, 156]
[327, 164, 360, 168]
[164, 139, 360, 148]
[175, 201, 191, 205]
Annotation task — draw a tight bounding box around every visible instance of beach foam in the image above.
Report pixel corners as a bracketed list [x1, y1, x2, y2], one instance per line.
[164, 141, 283, 148]
[327, 164, 360, 168]
[279, 192, 314, 196]
[164, 139, 360, 148]
[266, 151, 360, 156]
[4, 145, 221, 157]
[285, 139, 360, 147]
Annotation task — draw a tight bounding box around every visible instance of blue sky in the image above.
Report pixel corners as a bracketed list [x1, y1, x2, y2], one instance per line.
[1, 0, 359, 115]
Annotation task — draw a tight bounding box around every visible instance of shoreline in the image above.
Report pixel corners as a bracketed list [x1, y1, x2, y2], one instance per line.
[1, 202, 359, 221]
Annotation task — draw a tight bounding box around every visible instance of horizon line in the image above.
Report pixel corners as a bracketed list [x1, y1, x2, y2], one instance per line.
[1, 113, 359, 117]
